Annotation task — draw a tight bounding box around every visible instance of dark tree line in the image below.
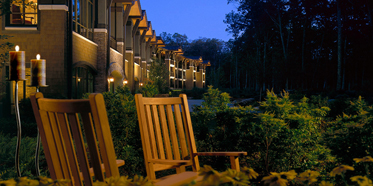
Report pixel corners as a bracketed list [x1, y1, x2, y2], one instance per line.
[224, 0, 373, 92]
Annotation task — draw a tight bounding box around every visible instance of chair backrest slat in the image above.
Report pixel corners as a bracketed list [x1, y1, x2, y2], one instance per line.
[151, 105, 166, 159]
[166, 104, 180, 160]
[56, 112, 83, 186]
[145, 104, 158, 159]
[67, 113, 94, 185]
[173, 104, 189, 159]
[158, 105, 173, 159]
[31, 92, 120, 186]
[89, 93, 119, 178]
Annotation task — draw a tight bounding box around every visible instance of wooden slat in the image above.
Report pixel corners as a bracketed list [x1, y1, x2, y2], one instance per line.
[47, 112, 72, 180]
[151, 105, 165, 159]
[38, 99, 91, 113]
[80, 112, 105, 181]
[57, 113, 82, 186]
[153, 161, 194, 172]
[89, 93, 119, 178]
[31, 93, 58, 180]
[135, 94, 156, 180]
[145, 105, 158, 159]
[166, 105, 180, 160]
[158, 105, 173, 159]
[141, 97, 182, 105]
[38, 110, 64, 179]
[180, 94, 200, 172]
[68, 113, 93, 185]
[149, 159, 191, 165]
[174, 104, 188, 159]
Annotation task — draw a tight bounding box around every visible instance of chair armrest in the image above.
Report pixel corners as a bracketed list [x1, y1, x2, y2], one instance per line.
[149, 159, 191, 166]
[194, 152, 247, 156]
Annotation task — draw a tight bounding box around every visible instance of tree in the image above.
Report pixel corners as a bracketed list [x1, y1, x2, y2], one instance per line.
[148, 58, 169, 94]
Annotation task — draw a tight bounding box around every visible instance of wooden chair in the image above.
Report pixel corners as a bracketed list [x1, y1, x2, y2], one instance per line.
[30, 93, 124, 186]
[135, 94, 247, 186]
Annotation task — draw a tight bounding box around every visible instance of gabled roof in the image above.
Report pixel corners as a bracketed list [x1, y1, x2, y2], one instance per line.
[184, 56, 203, 61]
[138, 10, 148, 30]
[145, 22, 153, 38]
[129, 0, 142, 19]
[202, 60, 211, 66]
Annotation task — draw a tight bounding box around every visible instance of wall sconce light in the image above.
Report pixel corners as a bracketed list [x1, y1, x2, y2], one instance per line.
[140, 82, 143, 86]
[108, 76, 114, 82]
[77, 77, 81, 82]
[123, 80, 128, 85]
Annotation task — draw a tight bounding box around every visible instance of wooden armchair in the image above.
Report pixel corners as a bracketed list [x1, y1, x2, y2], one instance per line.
[135, 94, 247, 186]
[30, 93, 124, 186]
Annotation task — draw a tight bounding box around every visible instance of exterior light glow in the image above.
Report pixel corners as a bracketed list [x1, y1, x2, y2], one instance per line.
[140, 82, 143, 86]
[108, 76, 114, 82]
[123, 80, 128, 85]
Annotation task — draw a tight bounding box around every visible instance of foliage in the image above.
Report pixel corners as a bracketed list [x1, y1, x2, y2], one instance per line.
[84, 86, 143, 177]
[138, 79, 159, 97]
[192, 88, 334, 175]
[148, 58, 169, 94]
[0, 133, 48, 179]
[323, 96, 373, 168]
[200, 86, 230, 112]
[0, 176, 70, 186]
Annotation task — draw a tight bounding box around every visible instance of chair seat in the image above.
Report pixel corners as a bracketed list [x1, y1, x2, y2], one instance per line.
[154, 171, 198, 186]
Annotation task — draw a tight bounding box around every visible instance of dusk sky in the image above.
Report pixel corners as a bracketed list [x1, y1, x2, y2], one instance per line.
[140, 0, 238, 42]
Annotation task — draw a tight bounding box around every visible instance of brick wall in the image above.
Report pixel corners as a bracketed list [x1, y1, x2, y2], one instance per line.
[73, 32, 98, 69]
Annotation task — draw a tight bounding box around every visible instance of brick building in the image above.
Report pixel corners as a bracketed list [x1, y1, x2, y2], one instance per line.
[0, 0, 209, 115]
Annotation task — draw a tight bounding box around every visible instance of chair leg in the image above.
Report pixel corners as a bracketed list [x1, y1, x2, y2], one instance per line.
[230, 156, 240, 172]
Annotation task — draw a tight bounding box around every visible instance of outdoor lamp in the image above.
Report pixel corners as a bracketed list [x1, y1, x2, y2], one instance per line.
[123, 80, 128, 85]
[108, 76, 114, 82]
[140, 82, 143, 86]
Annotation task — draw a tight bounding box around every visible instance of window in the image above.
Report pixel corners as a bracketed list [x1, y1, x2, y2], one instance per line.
[7, 0, 38, 26]
[72, 67, 94, 98]
[73, 0, 94, 40]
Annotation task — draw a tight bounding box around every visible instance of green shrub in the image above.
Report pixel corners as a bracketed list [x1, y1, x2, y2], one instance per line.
[192, 88, 334, 175]
[324, 96, 373, 167]
[138, 81, 159, 97]
[0, 133, 48, 179]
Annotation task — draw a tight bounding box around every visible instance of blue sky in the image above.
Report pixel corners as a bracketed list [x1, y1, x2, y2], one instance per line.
[140, 0, 238, 42]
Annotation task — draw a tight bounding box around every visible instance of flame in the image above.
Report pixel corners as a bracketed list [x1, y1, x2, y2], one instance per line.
[36, 54, 41, 60]
[15, 45, 19, 51]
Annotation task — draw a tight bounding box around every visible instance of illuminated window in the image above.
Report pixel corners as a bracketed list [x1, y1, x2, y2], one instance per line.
[73, 0, 94, 40]
[7, 0, 38, 26]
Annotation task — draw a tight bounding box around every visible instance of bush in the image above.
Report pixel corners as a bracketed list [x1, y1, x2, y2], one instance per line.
[0, 133, 48, 179]
[324, 96, 373, 168]
[192, 88, 334, 175]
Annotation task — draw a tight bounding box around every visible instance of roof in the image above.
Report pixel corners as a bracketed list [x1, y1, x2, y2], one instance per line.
[184, 56, 202, 61]
[162, 46, 181, 51]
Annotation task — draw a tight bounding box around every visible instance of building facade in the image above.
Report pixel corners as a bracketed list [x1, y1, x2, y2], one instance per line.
[0, 0, 208, 115]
